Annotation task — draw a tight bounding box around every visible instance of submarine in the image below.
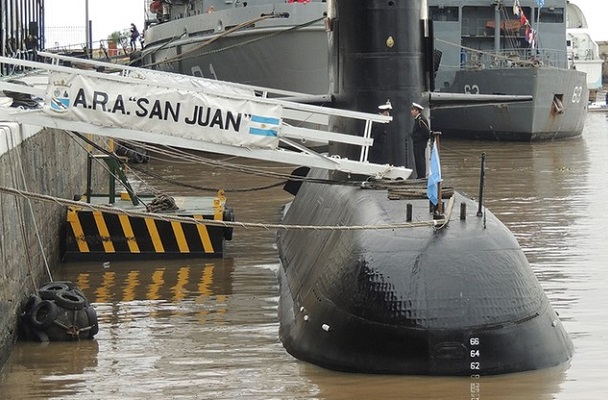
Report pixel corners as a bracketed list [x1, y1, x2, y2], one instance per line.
[276, 0, 574, 375]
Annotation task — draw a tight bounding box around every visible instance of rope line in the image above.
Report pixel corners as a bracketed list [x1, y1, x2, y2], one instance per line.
[147, 16, 325, 68]
[0, 185, 443, 231]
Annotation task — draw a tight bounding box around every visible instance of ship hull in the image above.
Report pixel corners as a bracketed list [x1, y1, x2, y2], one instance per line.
[142, 3, 329, 94]
[277, 169, 573, 375]
[431, 67, 588, 141]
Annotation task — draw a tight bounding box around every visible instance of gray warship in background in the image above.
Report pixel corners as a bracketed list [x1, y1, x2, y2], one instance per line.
[429, 0, 588, 141]
[142, 0, 587, 141]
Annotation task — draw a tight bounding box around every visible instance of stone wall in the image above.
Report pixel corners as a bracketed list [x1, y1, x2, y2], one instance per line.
[0, 124, 96, 368]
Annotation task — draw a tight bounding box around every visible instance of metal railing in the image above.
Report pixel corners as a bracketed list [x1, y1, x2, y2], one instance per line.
[459, 47, 569, 70]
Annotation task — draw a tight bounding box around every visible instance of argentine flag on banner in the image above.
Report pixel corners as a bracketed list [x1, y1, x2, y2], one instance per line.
[537, 0, 544, 8]
[249, 114, 280, 137]
[427, 141, 443, 206]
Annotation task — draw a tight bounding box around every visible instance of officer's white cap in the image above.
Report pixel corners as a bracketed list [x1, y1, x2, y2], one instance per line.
[378, 100, 392, 111]
[411, 102, 424, 110]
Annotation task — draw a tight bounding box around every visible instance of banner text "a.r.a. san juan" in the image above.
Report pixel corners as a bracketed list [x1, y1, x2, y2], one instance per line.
[71, 88, 243, 131]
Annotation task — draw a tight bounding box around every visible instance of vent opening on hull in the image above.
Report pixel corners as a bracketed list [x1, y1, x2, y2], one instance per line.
[552, 94, 565, 114]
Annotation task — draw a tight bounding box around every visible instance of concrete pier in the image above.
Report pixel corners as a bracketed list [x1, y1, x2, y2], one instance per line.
[0, 123, 95, 368]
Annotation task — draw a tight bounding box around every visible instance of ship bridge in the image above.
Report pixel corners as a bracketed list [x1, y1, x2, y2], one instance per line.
[0, 52, 411, 180]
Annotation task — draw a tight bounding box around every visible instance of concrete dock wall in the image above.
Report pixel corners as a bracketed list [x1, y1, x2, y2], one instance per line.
[0, 123, 93, 368]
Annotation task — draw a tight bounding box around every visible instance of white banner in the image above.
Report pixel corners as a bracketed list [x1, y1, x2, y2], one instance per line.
[125, 69, 255, 98]
[43, 72, 282, 149]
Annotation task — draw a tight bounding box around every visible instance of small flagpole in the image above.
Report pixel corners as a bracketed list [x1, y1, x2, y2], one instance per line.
[433, 131, 443, 215]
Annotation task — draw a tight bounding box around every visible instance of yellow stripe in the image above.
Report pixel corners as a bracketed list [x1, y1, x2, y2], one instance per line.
[171, 221, 190, 252]
[67, 207, 90, 252]
[76, 273, 90, 291]
[148, 268, 165, 300]
[145, 218, 165, 252]
[194, 215, 214, 253]
[172, 266, 190, 301]
[198, 263, 214, 296]
[123, 271, 139, 301]
[119, 215, 140, 253]
[95, 271, 115, 303]
[93, 211, 115, 253]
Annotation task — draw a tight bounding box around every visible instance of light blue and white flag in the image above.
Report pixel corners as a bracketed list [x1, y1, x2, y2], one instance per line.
[427, 141, 443, 206]
[248, 114, 280, 137]
[537, 0, 544, 8]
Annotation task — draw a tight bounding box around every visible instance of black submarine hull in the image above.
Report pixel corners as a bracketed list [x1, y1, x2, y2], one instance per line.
[277, 169, 573, 375]
[276, 0, 573, 375]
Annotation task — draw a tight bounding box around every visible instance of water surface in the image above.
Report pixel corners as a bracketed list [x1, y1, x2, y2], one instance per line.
[1, 114, 607, 399]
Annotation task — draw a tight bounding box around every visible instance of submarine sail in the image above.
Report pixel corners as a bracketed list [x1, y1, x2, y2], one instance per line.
[276, 0, 573, 375]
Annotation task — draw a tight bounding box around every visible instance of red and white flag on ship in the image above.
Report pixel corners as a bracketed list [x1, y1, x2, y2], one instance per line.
[512, 0, 537, 49]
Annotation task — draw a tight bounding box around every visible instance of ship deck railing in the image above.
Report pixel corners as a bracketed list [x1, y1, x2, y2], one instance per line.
[462, 47, 569, 70]
[437, 41, 570, 71]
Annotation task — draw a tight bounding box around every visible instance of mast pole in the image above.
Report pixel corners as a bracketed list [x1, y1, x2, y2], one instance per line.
[85, 0, 91, 57]
[494, 1, 501, 52]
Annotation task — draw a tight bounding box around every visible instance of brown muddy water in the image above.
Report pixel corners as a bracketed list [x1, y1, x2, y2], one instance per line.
[1, 113, 607, 399]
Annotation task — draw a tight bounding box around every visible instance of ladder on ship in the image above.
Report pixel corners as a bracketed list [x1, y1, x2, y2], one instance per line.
[0, 52, 411, 180]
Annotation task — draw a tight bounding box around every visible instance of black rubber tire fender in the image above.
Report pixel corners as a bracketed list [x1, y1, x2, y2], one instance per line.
[40, 281, 76, 291]
[39, 289, 59, 301]
[54, 291, 86, 310]
[84, 306, 99, 338]
[23, 294, 42, 314]
[29, 300, 58, 330]
[39, 282, 73, 300]
[73, 288, 90, 306]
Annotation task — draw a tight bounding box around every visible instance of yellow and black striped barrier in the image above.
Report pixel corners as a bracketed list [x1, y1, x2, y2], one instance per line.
[63, 193, 233, 261]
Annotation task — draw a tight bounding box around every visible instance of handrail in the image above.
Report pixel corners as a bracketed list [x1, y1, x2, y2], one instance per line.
[0, 54, 411, 180]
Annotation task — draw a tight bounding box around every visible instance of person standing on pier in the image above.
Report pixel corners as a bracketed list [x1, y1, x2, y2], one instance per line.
[129, 23, 140, 51]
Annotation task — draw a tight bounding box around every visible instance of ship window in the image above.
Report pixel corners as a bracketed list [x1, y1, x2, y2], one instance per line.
[538, 7, 564, 23]
[430, 6, 459, 22]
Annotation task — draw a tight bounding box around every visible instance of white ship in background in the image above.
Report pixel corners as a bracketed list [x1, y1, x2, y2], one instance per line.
[566, 1, 604, 98]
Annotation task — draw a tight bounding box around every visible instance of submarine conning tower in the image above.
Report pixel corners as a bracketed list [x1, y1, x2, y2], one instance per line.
[277, 0, 574, 376]
[328, 0, 434, 169]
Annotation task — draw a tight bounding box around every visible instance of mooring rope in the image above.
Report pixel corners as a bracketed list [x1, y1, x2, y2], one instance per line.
[0, 185, 445, 231]
[146, 15, 326, 69]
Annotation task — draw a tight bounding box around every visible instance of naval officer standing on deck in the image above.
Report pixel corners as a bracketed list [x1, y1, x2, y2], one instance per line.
[410, 102, 431, 179]
[369, 100, 392, 163]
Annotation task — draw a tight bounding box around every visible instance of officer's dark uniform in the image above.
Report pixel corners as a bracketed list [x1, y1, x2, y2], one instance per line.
[370, 100, 392, 163]
[411, 103, 431, 179]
